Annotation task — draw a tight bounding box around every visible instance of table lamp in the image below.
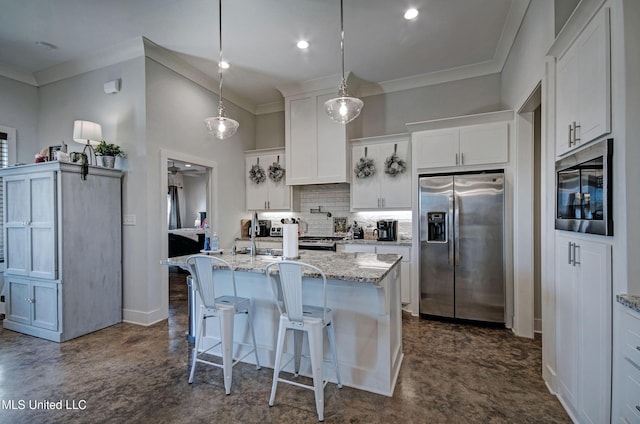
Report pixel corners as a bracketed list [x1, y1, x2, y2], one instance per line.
[73, 120, 102, 165]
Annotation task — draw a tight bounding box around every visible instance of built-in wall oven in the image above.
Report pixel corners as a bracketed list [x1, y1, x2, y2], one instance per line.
[556, 138, 613, 236]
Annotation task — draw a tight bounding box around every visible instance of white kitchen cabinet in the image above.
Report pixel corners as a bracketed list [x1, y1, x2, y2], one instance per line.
[555, 233, 611, 424]
[245, 148, 291, 211]
[555, 7, 611, 157]
[1, 162, 123, 342]
[413, 122, 508, 169]
[283, 89, 351, 185]
[351, 135, 411, 210]
[619, 309, 640, 424]
[343, 243, 411, 305]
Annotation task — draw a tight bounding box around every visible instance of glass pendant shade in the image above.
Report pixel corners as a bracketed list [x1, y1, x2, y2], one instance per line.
[324, 82, 364, 124]
[204, 105, 239, 139]
[326, 0, 363, 124]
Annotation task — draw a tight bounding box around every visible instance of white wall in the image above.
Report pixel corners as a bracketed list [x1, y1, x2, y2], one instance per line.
[357, 73, 505, 138]
[0, 76, 39, 162]
[255, 111, 285, 149]
[501, 0, 555, 109]
[145, 57, 255, 323]
[182, 174, 207, 227]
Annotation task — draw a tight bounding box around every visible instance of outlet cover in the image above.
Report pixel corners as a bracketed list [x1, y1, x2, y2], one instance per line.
[123, 214, 136, 226]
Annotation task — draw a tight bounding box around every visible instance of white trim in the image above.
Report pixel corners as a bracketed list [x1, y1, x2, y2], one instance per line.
[255, 101, 284, 115]
[494, 0, 532, 71]
[0, 64, 37, 86]
[547, 0, 608, 57]
[405, 110, 514, 133]
[143, 38, 256, 114]
[34, 37, 144, 86]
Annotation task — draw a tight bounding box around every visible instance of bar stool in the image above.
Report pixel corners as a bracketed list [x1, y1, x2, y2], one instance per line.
[186, 254, 260, 394]
[265, 260, 342, 422]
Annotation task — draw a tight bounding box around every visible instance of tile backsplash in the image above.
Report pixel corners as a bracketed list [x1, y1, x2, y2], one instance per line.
[257, 183, 412, 240]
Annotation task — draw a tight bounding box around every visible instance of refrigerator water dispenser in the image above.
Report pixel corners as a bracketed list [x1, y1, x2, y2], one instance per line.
[427, 212, 447, 243]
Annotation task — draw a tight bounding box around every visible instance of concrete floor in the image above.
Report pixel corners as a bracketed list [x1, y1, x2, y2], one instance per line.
[0, 272, 570, 423]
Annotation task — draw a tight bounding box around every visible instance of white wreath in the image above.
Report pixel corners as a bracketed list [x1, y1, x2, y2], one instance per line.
[268, 162, 285, 182]
[384, 153, 407, 177]
[249, 163, 266, 184]
[354, 157, 376, 179]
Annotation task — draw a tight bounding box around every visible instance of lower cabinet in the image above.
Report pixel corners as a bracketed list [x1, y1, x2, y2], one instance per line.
[619, 309, 640, 424]
[343, 243, 411, 305]
[6, 276, 58, 333]
[555, 233, 611, 424]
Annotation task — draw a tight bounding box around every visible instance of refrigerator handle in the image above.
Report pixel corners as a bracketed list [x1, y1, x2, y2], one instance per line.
[448, 196, 454, 265]
[454, 195, 460, 266]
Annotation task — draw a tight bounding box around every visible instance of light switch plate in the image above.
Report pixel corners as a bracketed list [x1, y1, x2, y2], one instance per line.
[123, 214, 136, 226]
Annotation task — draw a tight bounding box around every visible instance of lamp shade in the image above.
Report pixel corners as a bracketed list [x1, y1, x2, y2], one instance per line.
[73, 120, 102, 146]
[324, 95, 364, 124]
[204, 115, 239, 140]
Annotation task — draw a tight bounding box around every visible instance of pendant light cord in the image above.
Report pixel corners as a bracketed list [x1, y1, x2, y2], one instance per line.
[340, 0, 346, 84]
[218, 0, 224, 109]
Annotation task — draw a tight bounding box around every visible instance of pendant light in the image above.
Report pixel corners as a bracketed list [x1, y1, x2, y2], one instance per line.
[325, 0, 363, 124]
[204, 0, 239, 140]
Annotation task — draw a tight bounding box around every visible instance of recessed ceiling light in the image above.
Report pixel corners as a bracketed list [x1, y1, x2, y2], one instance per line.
[219, 61, 230, 69]
[297, 40, 310, 50]
[404, 8, 419, 20]
[35, 41, 58, 50]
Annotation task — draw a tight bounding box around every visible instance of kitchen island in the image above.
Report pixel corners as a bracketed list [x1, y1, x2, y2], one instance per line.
[164, 250, 403, 396]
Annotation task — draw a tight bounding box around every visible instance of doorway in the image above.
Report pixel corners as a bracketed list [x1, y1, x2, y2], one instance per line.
[160, 149, 218, 326]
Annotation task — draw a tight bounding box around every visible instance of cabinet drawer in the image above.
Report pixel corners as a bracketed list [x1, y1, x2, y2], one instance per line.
[621, 359, 640, 424]
[623, 311, 640, 367]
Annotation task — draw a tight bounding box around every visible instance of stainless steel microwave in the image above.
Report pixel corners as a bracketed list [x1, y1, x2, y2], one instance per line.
[555, 138, 613, 236]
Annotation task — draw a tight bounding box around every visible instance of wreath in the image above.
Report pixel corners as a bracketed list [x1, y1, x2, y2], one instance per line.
[384, 153, 407, 177]
[249, 159, 266, 184]
[354, 156, 376, 179]
[268, 156, 285, 182]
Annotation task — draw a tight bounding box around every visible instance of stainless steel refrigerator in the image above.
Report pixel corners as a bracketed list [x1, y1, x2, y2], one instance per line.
[419, 171, 505, 323]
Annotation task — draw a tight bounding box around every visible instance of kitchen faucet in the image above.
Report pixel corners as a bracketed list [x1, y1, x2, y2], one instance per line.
[250, 211, 258, 257]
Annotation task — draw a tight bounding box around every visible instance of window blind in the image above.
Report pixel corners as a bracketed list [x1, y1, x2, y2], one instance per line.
[0, 131, 7, 262]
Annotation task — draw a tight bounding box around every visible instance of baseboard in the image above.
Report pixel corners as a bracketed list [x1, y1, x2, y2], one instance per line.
[534, 318, 542, 333]
[122, 308, 167, 326]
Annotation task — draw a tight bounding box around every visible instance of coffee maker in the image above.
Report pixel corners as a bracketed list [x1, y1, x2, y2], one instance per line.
[376, 220, 397, 241]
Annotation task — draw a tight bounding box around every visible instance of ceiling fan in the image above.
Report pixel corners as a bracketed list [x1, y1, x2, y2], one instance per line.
[167, 160, 205, 176]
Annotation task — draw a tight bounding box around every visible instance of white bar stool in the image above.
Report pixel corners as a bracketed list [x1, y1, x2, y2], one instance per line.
[186, 254, 260, 394]
[265, 260, 342, 422]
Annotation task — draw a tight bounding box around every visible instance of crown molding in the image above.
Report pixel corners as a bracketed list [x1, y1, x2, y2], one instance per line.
[0, 64, 38, 85]
[141, 38, 256, 114]
[255, 101, 284, 115]
[494, 0, 531, 70]
[547, 0, 607, 57]
[405, 109, 514, 133]
[34, 37, 145, 86]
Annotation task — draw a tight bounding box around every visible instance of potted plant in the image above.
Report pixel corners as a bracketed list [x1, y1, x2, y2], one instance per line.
[94, 141, 125, 168]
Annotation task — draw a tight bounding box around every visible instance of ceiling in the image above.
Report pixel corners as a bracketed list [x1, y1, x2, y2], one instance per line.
[0, 0, 530, 111]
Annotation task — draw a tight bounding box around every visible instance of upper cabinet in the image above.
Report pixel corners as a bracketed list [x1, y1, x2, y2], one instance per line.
[351, 134, 411, 210]
[280, 81, 353, 185]
[411, 121, 509, 170]
[555, 7, 611, 157]
[245, 148, 291, 211]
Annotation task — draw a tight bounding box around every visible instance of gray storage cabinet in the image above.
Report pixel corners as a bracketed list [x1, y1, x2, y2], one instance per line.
[1, 162, 122, 342]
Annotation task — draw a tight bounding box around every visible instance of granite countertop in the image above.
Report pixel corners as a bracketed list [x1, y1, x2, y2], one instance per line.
[163, 250, 401, 286]
[617, 294, 640, 313]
